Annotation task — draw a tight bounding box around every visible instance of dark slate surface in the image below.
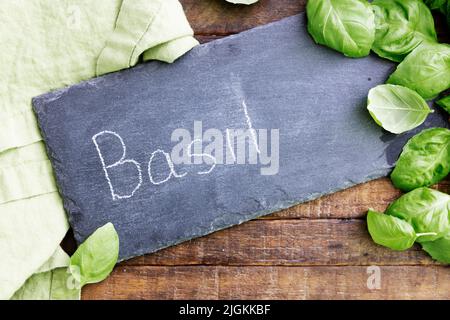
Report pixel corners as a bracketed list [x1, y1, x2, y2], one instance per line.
[33, 14, 449, 261]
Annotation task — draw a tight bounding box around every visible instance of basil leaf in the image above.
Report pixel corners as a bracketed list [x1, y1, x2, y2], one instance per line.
[447, 1, 450, 28]
[422, 231, 450, 264]
[367, 209, 417, 250]
[225, 0, 259, 4]
[387, 42, 450, 100]
[437, 95, 450, 114]
[306, 0, 375, 58]
[423, 0, 447, 11]
[391, 128, 450, 191]
[367, 84, 432, 134]
[69, 223, 119, 287]
[386, 188, 450, 242]
[372, 0, 437, 62]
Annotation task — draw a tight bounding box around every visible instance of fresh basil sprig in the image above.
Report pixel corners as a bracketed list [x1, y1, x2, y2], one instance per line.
[422, 231, 450, 264]
[367, 84, 432, 134]
[423, 0, 449, 15]
[371, 0, 437, 62]
[386, 187, 450, 242]
[367, 209, 436, 250]
[387, 42, 450, 100]
[69, 222, 119, 287]
[447, 1, 450, 28]
[437, 95, 450, 114]
[306, 0, 375, 58]
[367, 129, 450, 263]
[391, 128, 450, 191]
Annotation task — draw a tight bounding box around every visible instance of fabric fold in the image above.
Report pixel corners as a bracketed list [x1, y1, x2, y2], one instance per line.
[11, 248, 80, 300]
[0, 193, 69, 299]
[0, 0, 197, 300]
[0, 110, 42, 153]
[143, 36, 199, 63]
[0, 160, 57, 205]
[0, 142, 48, 168]
[96, 0, 198, 76]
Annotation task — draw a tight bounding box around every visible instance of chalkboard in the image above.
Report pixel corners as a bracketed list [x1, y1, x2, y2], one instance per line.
[33, 14, 449, 260]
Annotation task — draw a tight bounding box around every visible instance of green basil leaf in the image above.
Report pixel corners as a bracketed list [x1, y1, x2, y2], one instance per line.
[437, 95, 450, 114]
[306, 0, 375, 58]
[367, 209, 417, 250]
[447, 1, 450, 27]
[367, 84, 432, 134]
[422, 231, 450, 264]
[225, 0, 259, 4]
[371, 0, 437, 62]
[387, 42, 450, 100]
[423, 0, 447, 11]
[69, 223, 119, 287]
[386, 187, 450, 242]
[391, 128, 450, 191]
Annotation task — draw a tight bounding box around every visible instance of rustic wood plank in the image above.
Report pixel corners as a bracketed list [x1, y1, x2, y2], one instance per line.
[266, 178, 400, 219]
[181, 0, 305, 35]
[81, 1, 450, 300]
[119, 219, 437, 267]
[264, 178, 448, 220]
[82, 265, 450, 300]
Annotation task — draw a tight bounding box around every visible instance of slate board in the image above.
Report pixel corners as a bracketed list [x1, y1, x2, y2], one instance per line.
[33, 14, 449, 260]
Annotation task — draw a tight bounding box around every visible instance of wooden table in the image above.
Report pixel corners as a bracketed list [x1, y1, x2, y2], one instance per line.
[82, 0, 450, 300]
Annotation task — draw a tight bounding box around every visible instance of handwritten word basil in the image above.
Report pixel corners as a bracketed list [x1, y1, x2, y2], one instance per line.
[422, 231, 450, 264]
[391, 128, 450, 191]
[437, 95, 450, 114]
[69, 222, 119, 287]
[386, 187, 450, 242]
[306, 0, 375, 58]
[387, 42, 450, 100]
[367, 209, 418, 250]
[367, 84, 432, 134]
[371, 0, 437, 62]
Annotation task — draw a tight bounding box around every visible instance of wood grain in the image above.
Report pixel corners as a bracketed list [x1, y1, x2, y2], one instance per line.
[82, 0, 450, 300]
[82, 265, 450, 300]
[266, 178, 449, 220]
[181, 0, 306, 35]
[119, 219, 437, 267]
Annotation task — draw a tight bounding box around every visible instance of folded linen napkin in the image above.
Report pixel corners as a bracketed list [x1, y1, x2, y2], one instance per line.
[0, 0, 198, 300]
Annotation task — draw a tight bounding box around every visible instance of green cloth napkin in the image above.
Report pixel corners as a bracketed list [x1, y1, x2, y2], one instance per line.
[11, 247, 80, 300]
[0, 0, 198, 300]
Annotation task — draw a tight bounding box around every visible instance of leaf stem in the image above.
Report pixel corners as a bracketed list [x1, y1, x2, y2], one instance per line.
[416, 232, 438, 237]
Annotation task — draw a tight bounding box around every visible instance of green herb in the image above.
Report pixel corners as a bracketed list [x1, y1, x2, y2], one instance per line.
[367, 84, 432, 134]
[367, 209, 424, 250]
[387, 42, 450, 100]
[371, 0, 437, 62]
[447, 1, 450, 27]
[437, 95, 450, 114]
[69, 222, 119, 287]
[421, 230, 450, 264]
[423, 0, 447, 11]
[391, 128, 450, 191]
[306, 0, 375, 58]
[386, 187, 450, 242]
